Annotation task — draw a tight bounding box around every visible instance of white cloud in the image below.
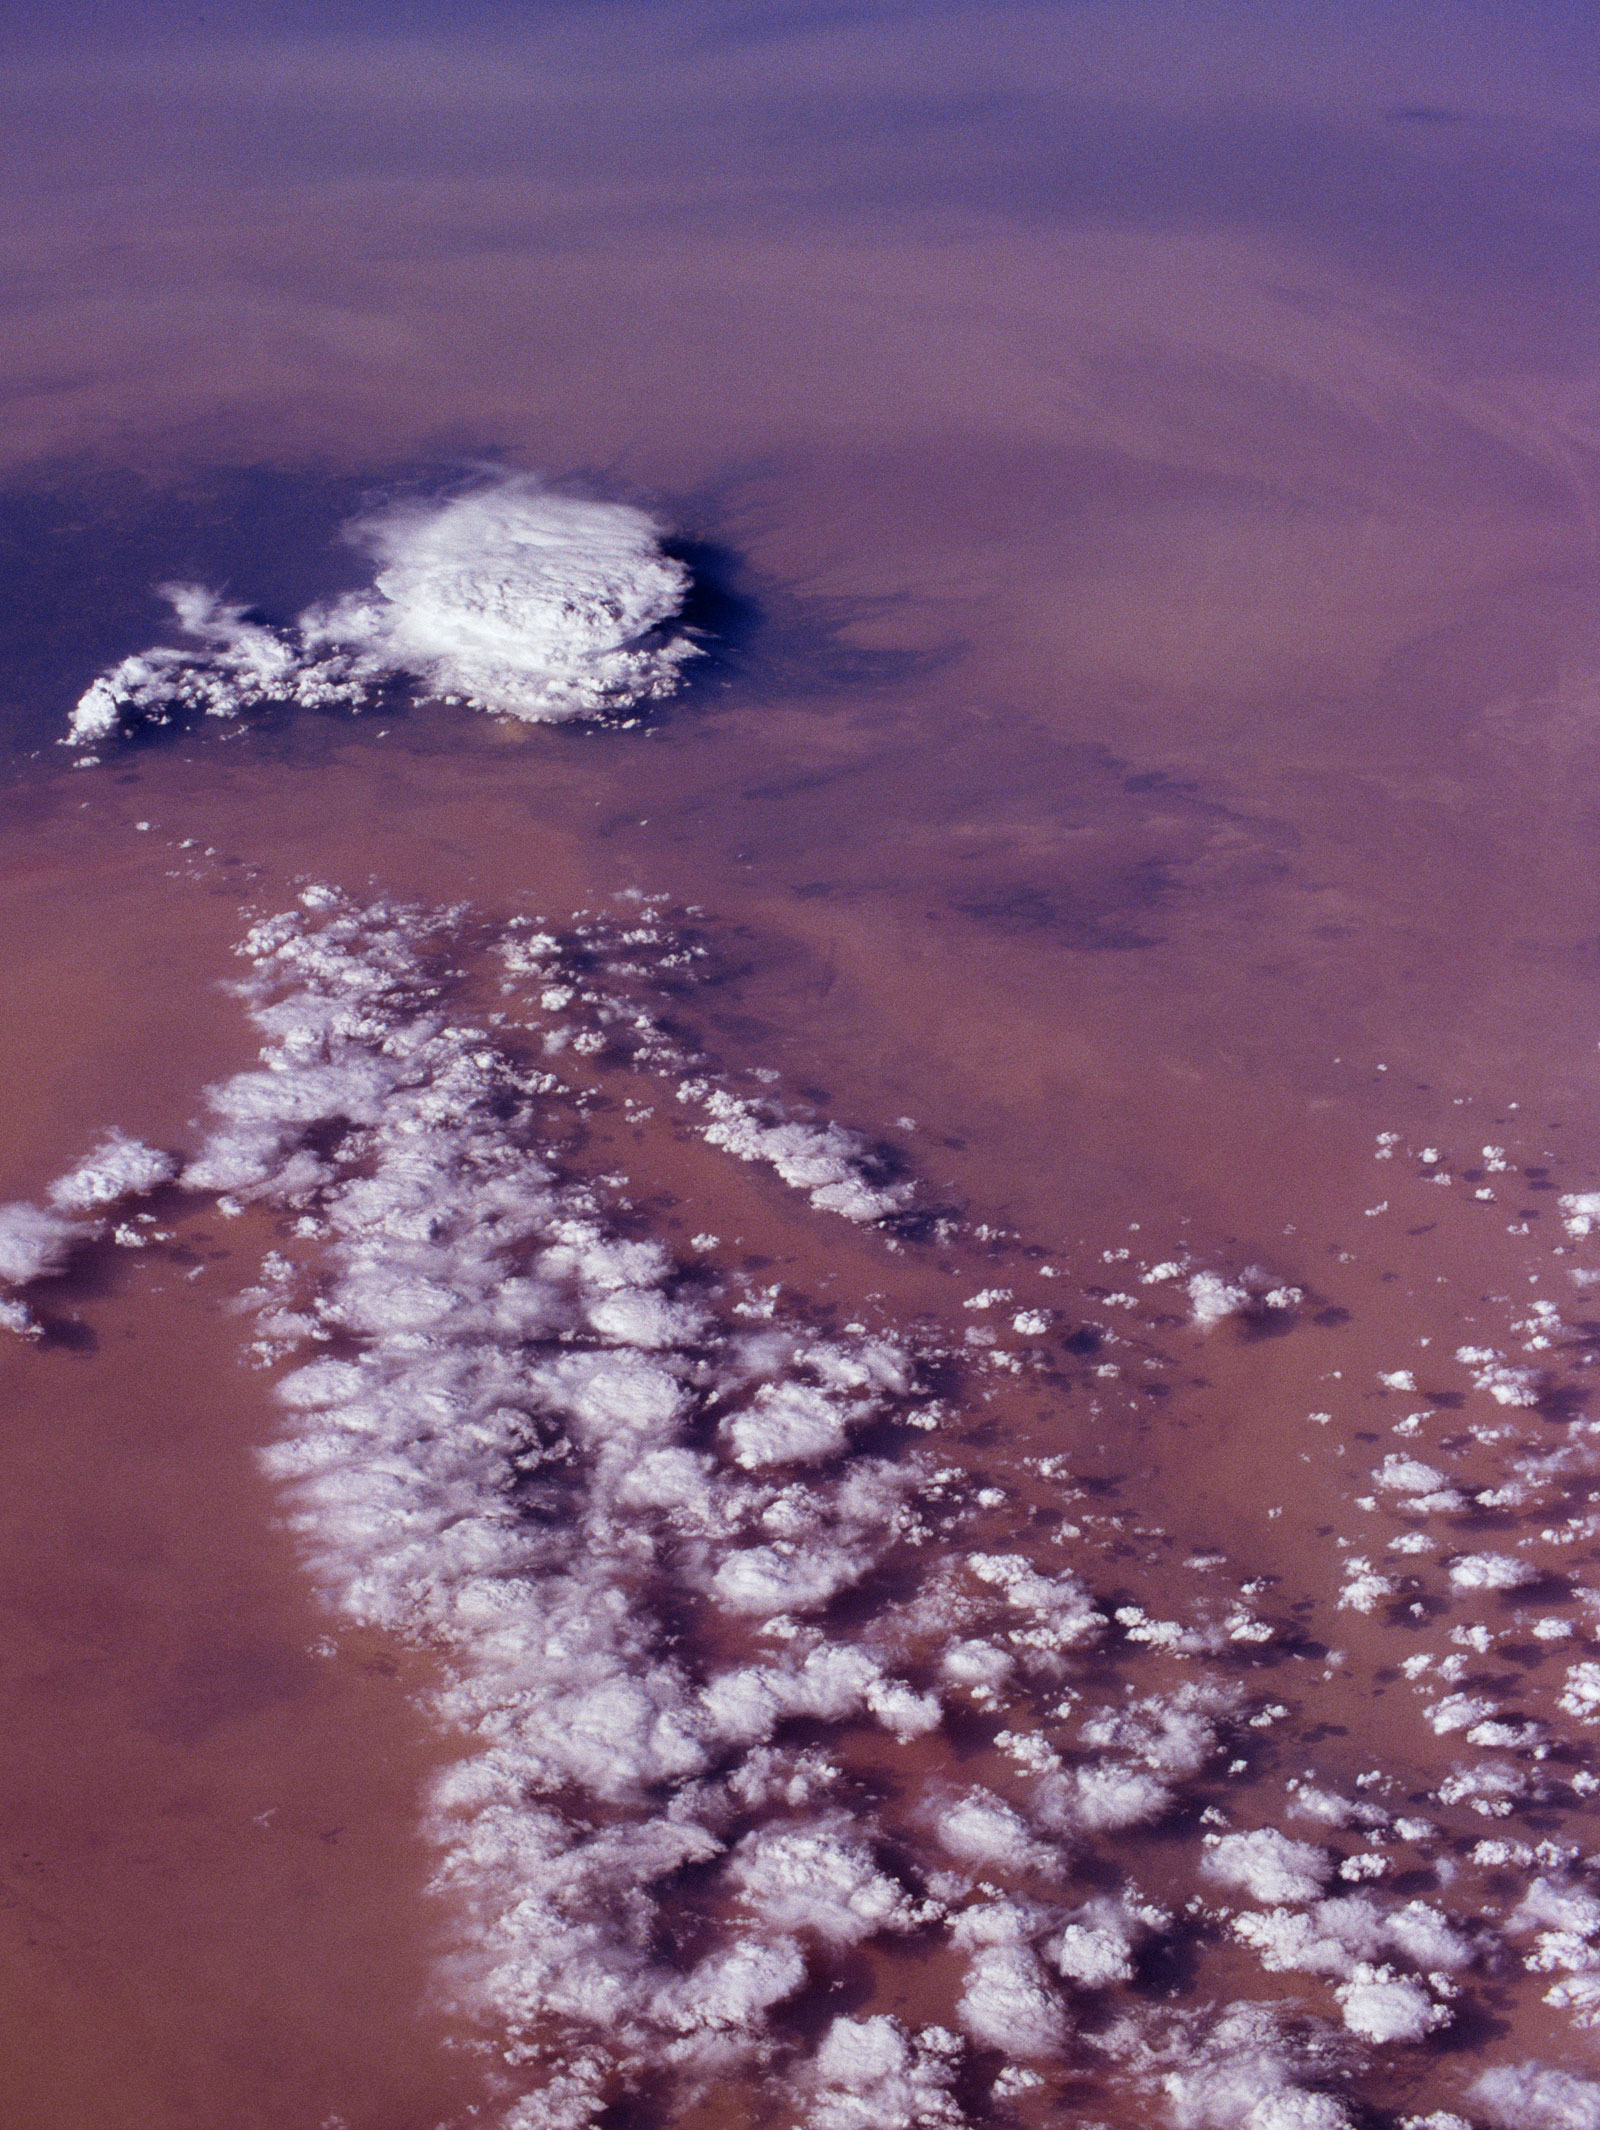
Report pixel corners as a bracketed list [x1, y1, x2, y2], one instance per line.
[1375, 1455, 1449, 1494]
[1189, 1271, 1250, 1330]
[1471, 2063, 1600, 2130]
[1202, 1829, 1332, 1905]
[47, 1131, 177, 1210]
[0, 1201, 84, 1283]
[725, 1381, 857, 1468]
[936, 1790, 1056, 1876]
[1051, 1762, 1174, 1833]
[653, 1936, 806, 2034]
[1560, 1191, 1600, 1240]
[307, 483, 697, 719]
[729, 1822, 919, 1946]
[1561, 1661, 1600, 1720]
[1232, 1898, 1384, 1979]
[698, 1089, 911, 1223]
[67, 480, 699, 747]
[13, 883, 1557, 2130]
[955, 1941, 1067, 2056]
[1050, 1898, 1156, 1989]
[1448, 1552, 1536, 1591]
[1333, 1964, 1449, 2043]
[1161, 2004, 1353, 2130]
[807, 2016, 964, 2130]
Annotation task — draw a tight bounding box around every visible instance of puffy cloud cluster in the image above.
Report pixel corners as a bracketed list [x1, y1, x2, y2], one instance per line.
[66, 481, 699, 748]
[1203, 1829, 1334, 1906]
[0, 1130, 172, 1333]
[109, 893, 1017, 2119]
[1233, 1895, 1469, 1987]
[0, 1201, 85, 1286]
[1333, 1967, 1451, 2046]
[1160, 2004, 1354, 2130]
[1504, 1877, 1600, 2029]
[695, 1087, 912, 1224]
[1471, 2062, 1600, 2130]
[807, 2016, 964, 2130]
[1186, 1268, 1303, 1332]
[47, 1130, 178, 1211]
[1453, 1345, 1540, 1408]
[1448, 1553, 1537, 1593]
[7, 887, 1574, 2127]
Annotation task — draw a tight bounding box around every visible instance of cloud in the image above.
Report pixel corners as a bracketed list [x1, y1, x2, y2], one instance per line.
[0, 1200, 84, 1283]
[307, 483, 698, 719]
[1448, 1552, 1536, 1592]
[7, 884, 1570, 2128]
[696, 1089, 912, 1223]
[1202, 1829, 1333, 1905]
[1333, 1966, 1450, 2044]
[48, 1131, 178, 1210]
[807, 2016, 964, 2130]
[936, 1790, 1058, 1876]
[1160, 2003, 1354, 2130]
[66, 479, 698, 748]
[1471, 2063, 1600, 2130]
[956, 1940, 1067, 2056]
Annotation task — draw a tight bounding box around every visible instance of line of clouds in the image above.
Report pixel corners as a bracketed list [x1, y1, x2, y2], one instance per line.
[1, 890, 1598, 2127]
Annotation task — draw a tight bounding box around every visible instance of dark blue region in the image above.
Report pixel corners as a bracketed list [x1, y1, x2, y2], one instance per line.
[0, 466, 393, 760]
[0, 464, 922, 768]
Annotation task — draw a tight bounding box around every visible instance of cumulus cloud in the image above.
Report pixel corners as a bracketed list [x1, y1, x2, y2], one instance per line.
[1448, 1552, 1536, 1592]
[0, 1201, 84, 1284]
[1202, 1829, 1333, 1905]
[1161, 2004, 1353, 2130]
[1560, 1661, 1600, 1720]
[1186, 1268, 1302, 1332]
[1243, 2100, 1354, 2130]
[67, 586, 342, 747]
[1471, 2063, 1600, 2130]
[655, 1935, 806, 2034]
[1188, 1271, 1250, 1330]
[1337, 1558, 1395, 1614]
[0, 1129, 178, 1298]
[965, 1550, 1100, 1651]
[48, 1131, 177, 1211]
[1385, 1900, 1473, 1971]
[1045, 1761, 1173, 1833]
[955, 1940, 1067, 2057]
[66, 480, 699, 748]
[696, 1089, 912, 1223]
[1375, 1455, 1451, 1495]
[725, 1381, 859, 1469]
[730, 1822, 920, 1946]
[807, 2016, 964, 2129]
[936, 1790, 1057, 1876]
[1080, 1681, 1237, 1779]
[21, 885, 1551, 2129]
[1233, 1899, 1385, 1980]
[97, 892, 1005, 2123]
[1049, 1896, 1163, 1990]
[1333, 1964, 1450, 2044]
[1232, 1892, 1470, 1989]
[1560, 1191, 1600, 1240]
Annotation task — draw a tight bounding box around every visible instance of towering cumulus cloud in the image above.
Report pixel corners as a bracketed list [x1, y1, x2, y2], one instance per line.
[66, 480, 698, 749]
